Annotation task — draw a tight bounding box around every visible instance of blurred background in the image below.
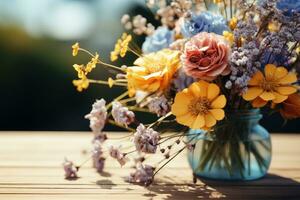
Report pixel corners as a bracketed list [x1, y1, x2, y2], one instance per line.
[0, 0, 298, 132]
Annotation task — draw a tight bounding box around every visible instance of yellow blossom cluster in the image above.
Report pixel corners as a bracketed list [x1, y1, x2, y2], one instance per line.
[223, 31, 234, 45]
[72, 42, 79, 56]
[73, 78, 89, 92]
[229, 17, 237, 30]
[71, 42, 100, 92]
[110, 33, 132, 62]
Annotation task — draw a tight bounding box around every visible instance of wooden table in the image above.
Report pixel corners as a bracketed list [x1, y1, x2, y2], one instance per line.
[0, 132, 299, 200]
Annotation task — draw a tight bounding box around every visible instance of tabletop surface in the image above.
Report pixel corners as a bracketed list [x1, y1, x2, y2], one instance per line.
[0, 132, 299, 200]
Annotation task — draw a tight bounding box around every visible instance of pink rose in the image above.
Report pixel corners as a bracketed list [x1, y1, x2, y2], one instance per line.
[181, 32, 231, 80]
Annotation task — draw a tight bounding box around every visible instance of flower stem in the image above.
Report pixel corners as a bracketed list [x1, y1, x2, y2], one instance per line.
[98, 61, 126, 72]
[88, 79, 127, 87]
[106, 91, 129, 109]
[107, 119, 135, 132]
[148, 112, 172, 128]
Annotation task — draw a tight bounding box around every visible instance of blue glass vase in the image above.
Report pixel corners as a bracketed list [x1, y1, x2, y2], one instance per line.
[187, 109, 272, 181]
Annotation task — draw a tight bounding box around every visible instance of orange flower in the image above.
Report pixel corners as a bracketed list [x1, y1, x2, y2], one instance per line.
[278, 93, 300, 119]
[171, 81, 226, 130]
[126, 49, 180, 96]
[243, 64, 297, 108]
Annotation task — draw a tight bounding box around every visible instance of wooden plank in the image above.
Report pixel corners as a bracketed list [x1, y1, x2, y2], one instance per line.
[0, 167, 299, 186]
[0, 132, 299, 199]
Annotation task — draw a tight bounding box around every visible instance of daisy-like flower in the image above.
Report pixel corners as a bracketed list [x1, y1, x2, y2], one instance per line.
[72, 42, 79, 56]
[110, 33, 132, 62]
[242, 64, 297, 108]
[171, 80, 226, 130]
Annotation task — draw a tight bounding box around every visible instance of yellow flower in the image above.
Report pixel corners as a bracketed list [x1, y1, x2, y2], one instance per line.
[213, 0, 222, 3]
[171, 81, 226, 130]
[296, 46, 300, 54]
[73, 64, 86, 79]
[73, 75, 89, 92]
[108, 77, 115, 88]
[242, 64, 298, 108]
[223, 31, 234, 45]
[110, 33, 132, 61]
[120, 33, 132, 57]
[110, 52, 118, 62]
[229, 17, 237, 30]
[268, 21, 280, 32]
[86, 53, 99, 73]
[126, 49, 181, 96]
[72, 42, 79, 56]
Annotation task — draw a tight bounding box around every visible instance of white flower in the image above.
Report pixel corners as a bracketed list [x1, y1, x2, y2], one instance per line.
[112, 101, 135, 126]
[133, 124, 160, 154]
[109, 146, 127, 166]
[85, 99, 107, 134]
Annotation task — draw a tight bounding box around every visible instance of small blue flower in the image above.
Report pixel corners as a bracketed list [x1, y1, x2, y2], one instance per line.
[142, 27, 174, 54]
[181, 12, 228, 38]
[276, 0, 300, 17]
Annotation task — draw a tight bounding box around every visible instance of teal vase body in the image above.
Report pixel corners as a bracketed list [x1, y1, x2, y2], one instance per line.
[187, 109, 272, 181]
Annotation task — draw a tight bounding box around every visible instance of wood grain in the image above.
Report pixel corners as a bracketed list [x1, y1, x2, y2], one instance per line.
[0, 132, 299, 200]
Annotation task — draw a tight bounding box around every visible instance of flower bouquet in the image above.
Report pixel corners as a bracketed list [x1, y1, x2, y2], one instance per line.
[64, 0, 300, 183]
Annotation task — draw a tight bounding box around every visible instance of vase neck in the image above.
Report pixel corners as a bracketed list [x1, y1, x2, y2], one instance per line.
[225, 109, 262, 121]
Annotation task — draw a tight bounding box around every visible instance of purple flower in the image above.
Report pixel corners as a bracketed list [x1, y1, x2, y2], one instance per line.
[85, 99, 107, 134]
[172, 68, 196, 91]
[126, 164, 155, 186]
[109, 146, 127, 166]
[148, 95, 171, 117]
[92, 140, 105, 172]
[133, 124, 160, 154]
[112, 101, 135, 127]
[63, 158, 78, 179]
